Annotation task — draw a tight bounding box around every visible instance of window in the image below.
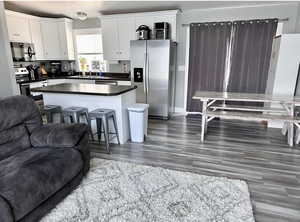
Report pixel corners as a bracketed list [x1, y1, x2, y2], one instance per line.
[75, 30, 106, 72]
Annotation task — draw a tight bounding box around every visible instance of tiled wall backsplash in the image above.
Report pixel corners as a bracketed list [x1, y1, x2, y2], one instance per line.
[107, 61, 130, 73]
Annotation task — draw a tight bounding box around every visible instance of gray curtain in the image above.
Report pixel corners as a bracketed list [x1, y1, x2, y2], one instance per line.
[187, 22, 232, 112]
[227, 19, 278, 94]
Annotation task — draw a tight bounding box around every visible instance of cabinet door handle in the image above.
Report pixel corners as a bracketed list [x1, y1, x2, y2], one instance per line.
[13, 33, 20, 36]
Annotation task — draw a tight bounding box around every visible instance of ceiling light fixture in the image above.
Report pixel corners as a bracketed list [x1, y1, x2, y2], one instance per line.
[77, 12, 87, 21]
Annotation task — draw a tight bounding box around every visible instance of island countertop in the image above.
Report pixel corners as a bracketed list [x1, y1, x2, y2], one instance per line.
[31, 83, 137, 96]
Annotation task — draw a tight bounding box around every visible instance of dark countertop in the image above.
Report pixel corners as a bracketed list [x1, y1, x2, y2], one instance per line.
[19, 72, 131, 84]
[31, 83, 137, 96]
[66, 75, 130, 81]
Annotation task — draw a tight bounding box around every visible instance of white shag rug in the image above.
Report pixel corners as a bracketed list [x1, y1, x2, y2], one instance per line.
[41, 158, 254, 222]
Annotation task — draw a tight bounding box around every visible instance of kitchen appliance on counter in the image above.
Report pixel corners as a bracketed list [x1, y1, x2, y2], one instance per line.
[61, 61, 75, 75]
[130, 40, 175, 119]
[49, 61, 61, 76]
[26, 64, 41, 81]
[136, 25, 151, 40]
[153, 22, 169, 39]
[10, 42, 36, 62]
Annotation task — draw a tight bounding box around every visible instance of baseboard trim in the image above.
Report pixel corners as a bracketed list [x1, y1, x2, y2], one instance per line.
[174, 107, 186, 114]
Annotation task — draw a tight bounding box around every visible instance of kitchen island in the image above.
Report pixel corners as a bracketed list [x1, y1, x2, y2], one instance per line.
[31, 83, 137, 144]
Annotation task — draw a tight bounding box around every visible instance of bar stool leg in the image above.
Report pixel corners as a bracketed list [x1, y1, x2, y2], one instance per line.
[96, 118, 102, 143]
[46, 112, 52, 123]
[83, 112, 94, 141]
[102, 116, 110, 154]
[112, 113, 120, 145]
[63, 115, 71, 124]
[69, 113, 76, 123]
[296, 127, 300, 144]
[58, 108, 63, 123]
[60, 112, 64, 123]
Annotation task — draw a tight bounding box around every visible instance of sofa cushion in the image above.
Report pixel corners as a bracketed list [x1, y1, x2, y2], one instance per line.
[0, 147, 83, 221]
[0, 124, 31, 161]
[0, 95, 42, 133]
[30, 123, 88, 148]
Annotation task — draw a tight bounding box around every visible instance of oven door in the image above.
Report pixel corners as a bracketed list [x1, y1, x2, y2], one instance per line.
[19, 83, 31, 96]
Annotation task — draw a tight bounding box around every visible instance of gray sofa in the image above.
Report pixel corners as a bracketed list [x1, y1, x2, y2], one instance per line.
[0, 95, 90, 222]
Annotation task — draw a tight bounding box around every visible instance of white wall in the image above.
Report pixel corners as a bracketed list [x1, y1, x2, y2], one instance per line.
[73, 18, 101, 29]
[175, 3, 300, 110]
[0, 1, 18, 98]
[296, 3, 300, 32]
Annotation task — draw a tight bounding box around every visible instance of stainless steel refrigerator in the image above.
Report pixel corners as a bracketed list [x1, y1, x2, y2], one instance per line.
[130, 40, 175, 119]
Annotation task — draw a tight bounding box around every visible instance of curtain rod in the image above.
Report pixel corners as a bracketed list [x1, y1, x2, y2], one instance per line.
[181, 18, 289, 27]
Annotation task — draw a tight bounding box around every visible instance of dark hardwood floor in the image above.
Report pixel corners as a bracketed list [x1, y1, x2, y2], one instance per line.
[90, 115, 300, 222]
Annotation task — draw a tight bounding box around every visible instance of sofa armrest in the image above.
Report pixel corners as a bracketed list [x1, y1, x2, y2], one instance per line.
[30, 123, 89, 148]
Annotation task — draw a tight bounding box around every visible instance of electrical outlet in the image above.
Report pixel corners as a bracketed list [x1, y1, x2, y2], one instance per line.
[178, 65, 185, 72]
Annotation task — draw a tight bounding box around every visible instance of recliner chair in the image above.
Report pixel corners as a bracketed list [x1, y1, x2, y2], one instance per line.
[0, 95, 90, 222]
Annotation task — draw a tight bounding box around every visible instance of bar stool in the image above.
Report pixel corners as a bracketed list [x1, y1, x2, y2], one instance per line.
[89, 109, 120, 153]
[62, 106, 94, 140]
[43, 105, 63, 123]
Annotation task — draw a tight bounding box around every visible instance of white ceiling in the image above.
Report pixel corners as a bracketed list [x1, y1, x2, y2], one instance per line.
[4, 1, 289, 19]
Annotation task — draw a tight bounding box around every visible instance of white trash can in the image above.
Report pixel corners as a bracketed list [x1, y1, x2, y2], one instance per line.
[128, 104, 149, 143]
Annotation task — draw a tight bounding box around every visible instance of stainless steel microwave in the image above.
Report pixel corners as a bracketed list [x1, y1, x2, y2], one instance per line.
[10, 42, 36, 62]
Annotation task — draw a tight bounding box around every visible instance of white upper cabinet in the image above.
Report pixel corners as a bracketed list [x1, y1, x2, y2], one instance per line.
[101, 10, 178, 61]
[6, 14, 31, 43]
[118, 18, 135, 60]
[5, 10, 75, 61]
[29, 19, 44, 60]
[40, 20, 62, 60]
[58, 20, 75, 60]
[40, 19, 74, 60]
[102, 19, 120, 60]
[102, 18, 135, 61]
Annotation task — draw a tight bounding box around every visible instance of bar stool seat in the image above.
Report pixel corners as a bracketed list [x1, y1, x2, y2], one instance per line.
[89, 108, 120, 153]
[63, 106, 94, 140]
[43, 105, 62, 123]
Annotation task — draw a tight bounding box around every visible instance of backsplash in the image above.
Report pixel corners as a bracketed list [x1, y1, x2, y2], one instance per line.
[107, 61, 130, 73]
[14, 60, 76, 75]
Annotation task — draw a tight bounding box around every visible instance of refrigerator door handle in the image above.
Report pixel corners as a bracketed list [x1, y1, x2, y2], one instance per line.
[147, 53, 150, 94]
[143, 52, 147, 93]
